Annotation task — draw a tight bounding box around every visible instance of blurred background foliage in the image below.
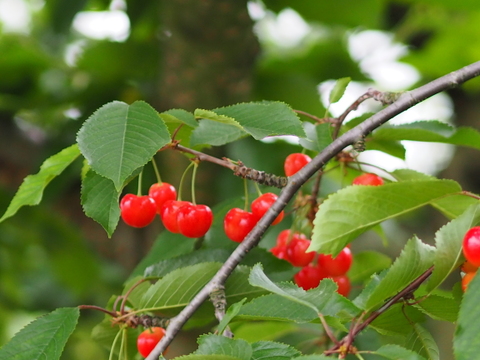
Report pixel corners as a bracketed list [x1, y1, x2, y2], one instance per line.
[0, 0, 479, 358]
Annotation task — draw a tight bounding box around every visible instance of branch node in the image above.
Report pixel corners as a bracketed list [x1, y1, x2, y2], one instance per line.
[233, 162, 288, 188]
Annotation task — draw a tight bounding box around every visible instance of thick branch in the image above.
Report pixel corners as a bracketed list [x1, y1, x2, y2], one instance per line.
[146, 61, 480, 360]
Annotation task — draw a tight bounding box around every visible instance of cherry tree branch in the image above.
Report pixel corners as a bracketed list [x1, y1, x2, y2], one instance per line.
[146, 61, 480, 360]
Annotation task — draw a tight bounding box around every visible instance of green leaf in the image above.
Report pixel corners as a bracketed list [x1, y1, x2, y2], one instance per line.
[291, 356, 331, 360]
[161, 108, 198, 128]
[194, 334, 252, 360]
[373, 121, 480, 150]
[428, 203, 480, 291]
[91, 319, 138, 359]
[232, 322, 297, 343]
[0, 144, 80, 222]
[348, 251, 392, 283]
[370, 304, 425, 336]
[217, 299, 247, 335]
[363, 236, 435, 310]
[405, 323, 440, 360]
[373, 344, 426, 360]
[130, 232, 196, 278]
[0, 307, 79, 360]
[300, 122, 333, 152]
[310, 179, 462, 255]
[195, 108, 243, 127]
[213, 101, 306, 140]
[80, 169, 120, 237]
[172, 356, 242, 360]
[329, 77, 350, 104]
[414, 294, 459, 322]
[77, 101, 171, 190]
[251, 341, 301, 360]
[454, 272, 480, 360]
[248, 264, 360, 317]
[367, 137, 406, 159]
[190, 119, 247, 147]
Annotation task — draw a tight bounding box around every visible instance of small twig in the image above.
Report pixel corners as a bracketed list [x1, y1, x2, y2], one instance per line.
[78, 305, 118, 317]
[319, 313, 339, 345]
[294, 109, 327, 123]
[146, 61, 480, 360]
[174, 144, 236, 170]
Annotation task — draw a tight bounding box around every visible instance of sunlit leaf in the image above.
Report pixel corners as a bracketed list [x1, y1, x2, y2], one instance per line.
[251, 341, 301, 360]
[414, 294, 459, 322]
[194, 334, 252, 360]
[329, 77, 350, 104]
[0, 144, 80, 222]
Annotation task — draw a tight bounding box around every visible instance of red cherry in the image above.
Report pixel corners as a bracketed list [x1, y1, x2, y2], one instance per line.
[462, 271, 476, 292]
[148, 183, 177, 214]
[284, 153, 312, 176]
[461, 259, 478, 274]
[463, 227, 480, 267]
[271, 244, 288, 260]
[224, 208, 258, 243]
[286, 236, 315, 267]
[251, 193, 284, 225]
[137, 327, 166, 357]
[352, 173, 384, 186]
[160, 200, 191, 233]
[294, 264, 328, 290]
[318, 247, 353, 276]
[330, 275, 351, 297]
[177, 204, 213, 238]
[120, 194, 157, 228]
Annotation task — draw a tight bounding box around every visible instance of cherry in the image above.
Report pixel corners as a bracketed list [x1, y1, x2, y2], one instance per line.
[137, 327, 166, 358]
[463, 227, 480, 267]
[160, 200, 191, 233]
[284, 153, 312, 176]
[251, 192, 284, 225]
[270, 244, 288, 260]
[120, 194, 157, 228]
[148, 182, 177, 214]
[331, 275, 351, 297]
[352, 173, 384, 186]
[462, 271, 476, 292]
[294, 264, 327, 290]
[224, 208, 258, 243]
[286, 235, 315, 267]
[318, 247, 353, 276]
[177, 204, 213, 238]
[461, 259, 478, 274]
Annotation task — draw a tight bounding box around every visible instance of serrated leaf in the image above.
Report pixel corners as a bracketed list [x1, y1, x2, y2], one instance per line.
[0, 144, 80, 222]
[213, 101, 306, 140]
[291, 356, 331, 360]
[77, 101, 170, 190]
[195, 108, 243, 127]
[405, 323, 440, 360]
[80, 169, 120, 237]
[373, 121, 480, 150]
[454, 271, 480, 360]
[190, 119, 247, 147]
[172, 356, 242, 360]
[217, 299, 247, 335]
[348, 251, 392, 283]
[131, 232, 196, 278]
[310, 179, 461, 255]
[329, 77, 351, 104]
[428, 203, 480, 291]
[414, 294, 459, 322]
[91, 318, 138, 359]
[299, 122, 333, 152]
[249, 264, 360, 317]
[370, 303, 425, 336]
[195, 334, 252, 360]
[0, 307, 79, 360]
[251, 341, 301, 360]
[232, 322, 296, 343]
[364, 236, 435, 310]
[161, 108, 198, 128]
[432, 195, 479, 219]
[374, 344, 426, 360]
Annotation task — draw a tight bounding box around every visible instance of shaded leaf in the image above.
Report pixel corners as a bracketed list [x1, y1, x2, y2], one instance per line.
[428, 203, 480, 291]
[217, 299, 247, 335]
[190, 119, 247, 147]
[329, 77, 350, 104]
[414, 294, 459, 322]
[0, 307, 79, 360]
[77, 101, 170, 190]
[161, 108, 198, 128]
[195, 334, 252, 360]
[374, 344, 426, 360]
[310, 179, 461, 255]
[300, 122, 333, 152]
[370, 304, 425, 336]
[348, 251, 392, 283]
[0, 144, 80, 222]
[406, 323, 440, 360]
[251, 341, 301, 360]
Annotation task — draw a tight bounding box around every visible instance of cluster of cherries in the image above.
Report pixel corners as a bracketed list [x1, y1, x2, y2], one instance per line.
[461, 226, 480, 291]
[137, 327, 166, 358]
[120, 182, 213, 238]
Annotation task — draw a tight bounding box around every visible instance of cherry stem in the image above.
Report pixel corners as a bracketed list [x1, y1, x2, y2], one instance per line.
[120, 278, 150, 315]
[151, 157, 163, 184]
[294, 109, 325, 123]
[460, 190, 480, 200]
[78, 304, 118, 317]
[177, 162, 195, 202]
[191, 162, 199, 205]
[137, 170, 144, 196]
[318, 313, 339, 345]
[254, 182, 262, 197]
[243, 178, 249, 211]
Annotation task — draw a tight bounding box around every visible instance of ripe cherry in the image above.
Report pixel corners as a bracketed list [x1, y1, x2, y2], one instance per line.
[148, 183, 177, 214]
[224, 208, 258, 243]
[462, 271, 476, 292]
[318, 247, 353, 276]
[137, 327, 166, 358]
[160, 200, 191, 233]
[463, 226, 480, 267]
[120, 194, 157, 228]
[177, 204, 213, 238]
[331, 275, 351, 297]
[352, 173, 384, 186]
[294, 264, 328, 290]
[284, 153, 312, 176]
[286, 235, 315, 267]
[251, 192, 284, 225]
[461, 259, 478, 274]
